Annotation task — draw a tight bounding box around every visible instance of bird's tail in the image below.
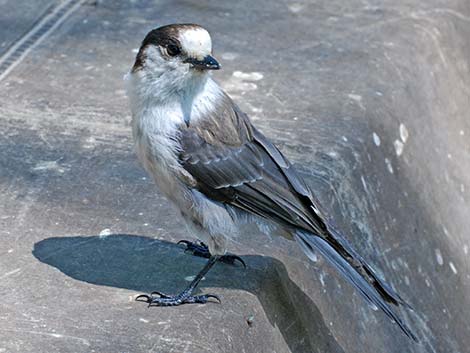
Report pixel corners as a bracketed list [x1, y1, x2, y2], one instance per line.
[294, 229, 418, 341]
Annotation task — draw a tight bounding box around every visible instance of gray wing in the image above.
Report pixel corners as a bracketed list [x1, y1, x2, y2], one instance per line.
[179, 106, 327, 236]
[177, 101, 417, 341]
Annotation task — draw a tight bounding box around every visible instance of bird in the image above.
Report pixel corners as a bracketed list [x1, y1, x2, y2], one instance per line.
[125, 23, 417, 341]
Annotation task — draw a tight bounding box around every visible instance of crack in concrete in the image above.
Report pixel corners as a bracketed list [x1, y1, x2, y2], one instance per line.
[0, 0, 86, 82]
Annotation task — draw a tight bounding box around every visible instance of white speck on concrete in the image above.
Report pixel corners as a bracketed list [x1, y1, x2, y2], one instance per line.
[372, 132, 381, 146]
[99, 228, 112, 238]
[348, 93, 365, 109]
[348, 93, 362, 101]
[404, 276, 410, 286]
[435, 248, 443, 266]
[7, 249, 13, 253]
[223, 71, 262, 93]
[460, 184, 465, 193]
[221, 52, 238, 61]
[288, 3, 304, 13]
[132, 48, 139, 53]
[399, 123, 409, 142]
[32, 160, 66, 173]
[425, 278, 431, 287]
[449, 262, 458, 274]
[463, 244, 468, 255]
[385, 158, 394, 174]
[139, 318, 149, 323]
[0, 268, 21, 280]
[460, 130, 465, 136]
[232, 71, 263, 81]
[342, 136, 348, 142]
[185, 275, 205, 282]
[319, 273, 325, 287]
[360, 175, 368, 192]
[394, 140, 404, 156]
[375, 91, 383, 96]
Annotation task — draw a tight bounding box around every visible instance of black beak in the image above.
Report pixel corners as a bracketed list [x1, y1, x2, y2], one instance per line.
[184, 55, 220, 70]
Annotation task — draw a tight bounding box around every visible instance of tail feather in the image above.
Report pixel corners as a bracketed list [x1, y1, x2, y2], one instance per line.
[295, 230, 418, 342]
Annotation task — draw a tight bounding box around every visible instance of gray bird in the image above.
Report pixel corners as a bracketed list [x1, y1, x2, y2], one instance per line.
[125, 23, 417, 341]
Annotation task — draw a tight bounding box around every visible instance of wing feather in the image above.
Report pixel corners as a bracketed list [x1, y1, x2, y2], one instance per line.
[176, 97, 416, 340]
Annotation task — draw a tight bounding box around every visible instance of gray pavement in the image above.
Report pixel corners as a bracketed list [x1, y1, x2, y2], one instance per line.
[1, 0, 469, 352]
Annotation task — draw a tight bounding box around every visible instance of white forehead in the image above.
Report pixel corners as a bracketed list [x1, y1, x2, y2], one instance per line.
[179, 28, 212, 60]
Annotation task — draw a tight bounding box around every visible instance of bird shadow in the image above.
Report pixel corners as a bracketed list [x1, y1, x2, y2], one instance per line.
[33, 234, 345, 353]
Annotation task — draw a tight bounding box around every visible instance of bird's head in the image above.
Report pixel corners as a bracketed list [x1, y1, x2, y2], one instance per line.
[129, 24, 220, 97]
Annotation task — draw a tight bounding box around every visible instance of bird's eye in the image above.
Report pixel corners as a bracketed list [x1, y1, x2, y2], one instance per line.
[166, 44, 181, 57]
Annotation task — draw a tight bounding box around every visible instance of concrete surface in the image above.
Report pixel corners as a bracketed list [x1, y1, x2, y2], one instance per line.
[1, 0, 469, 352]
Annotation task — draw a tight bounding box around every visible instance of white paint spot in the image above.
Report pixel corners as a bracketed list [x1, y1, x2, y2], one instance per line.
[7, 249, 13, 253]
[372, 132, 381, 146]
[449, 262, 458, 274]
[232, 71, 264, 81]
[404, 276, 410, 286]
[99, 228, 112, 238]
[139, 318, 149, 323]
[399, 123, 409, 143]
[460, 184, 465, 193]
[132, 48, 139, 54]
[425, 278, 431, 287]
[435, 248, 443, 266]
[221, 52, 238, 61]
[464, 244, 468, 255]
[375, 91, 383, 96]
[394, 140, 404, 156]
[385, 158, 394, 174]
[459, 130, 465, 136]
[447, 153, 452, 159]
[342, 136, 348, 142]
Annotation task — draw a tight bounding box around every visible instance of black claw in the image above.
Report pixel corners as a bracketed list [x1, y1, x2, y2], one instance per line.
[204, 294, 221, 303]
[178, 240, 246, 268]
[220, 254, 247, 268]
[178, 240, 210, 258]
[135, 294, 152, 303]
[177, 240, 192, 247]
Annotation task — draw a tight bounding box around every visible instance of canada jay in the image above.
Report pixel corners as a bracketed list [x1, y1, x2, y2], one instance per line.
[125, 23, 417, 341]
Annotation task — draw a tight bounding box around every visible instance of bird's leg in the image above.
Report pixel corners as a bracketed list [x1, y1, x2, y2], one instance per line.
[136, 255, 221, 306]
[177, 240, 246, 268]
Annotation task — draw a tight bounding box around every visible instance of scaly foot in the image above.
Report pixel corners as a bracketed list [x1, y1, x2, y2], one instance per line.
[136, 291, 220, 307]
[177, 240, 246, 268]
